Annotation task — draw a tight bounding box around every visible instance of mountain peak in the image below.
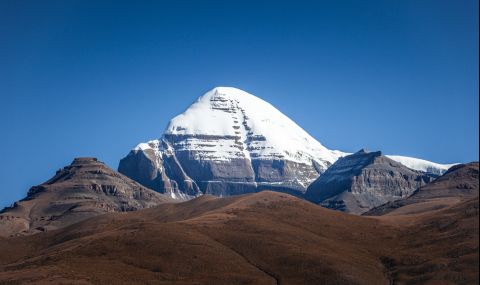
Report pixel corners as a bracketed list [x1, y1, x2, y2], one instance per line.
[71, 157, 99, 165]
[121, 87, 346, 197]
[210, 86, 251, 98]
[164, 87, 340, 165]
[354, 148, 383, 157]
[121, 88, 456, 199]
[305, 150, 433, 214]
[0, 158, 172, 237]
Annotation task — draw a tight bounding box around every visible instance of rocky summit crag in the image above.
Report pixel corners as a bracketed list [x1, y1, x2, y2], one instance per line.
[0, 157, 172, 237]
[305, 149, 435, 214]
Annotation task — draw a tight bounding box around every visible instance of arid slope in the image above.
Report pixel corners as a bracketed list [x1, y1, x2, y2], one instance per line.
[0, 158, 173, 237]
[0, 190, 477, 285]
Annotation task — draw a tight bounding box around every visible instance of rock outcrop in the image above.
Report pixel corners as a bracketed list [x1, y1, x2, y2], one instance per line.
[118, 140, 202, 199]
[305, 149, 434, 214]
[364, 162, 479, 216]
[0, 157, 173, 236]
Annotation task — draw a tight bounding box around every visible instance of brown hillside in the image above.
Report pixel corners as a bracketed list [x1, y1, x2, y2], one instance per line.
[0, 190, 477, 285]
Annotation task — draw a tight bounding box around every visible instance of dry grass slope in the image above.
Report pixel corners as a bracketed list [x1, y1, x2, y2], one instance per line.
[0, 190, 477, 285]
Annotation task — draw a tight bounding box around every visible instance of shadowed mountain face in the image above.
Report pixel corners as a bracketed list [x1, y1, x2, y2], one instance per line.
[364, 162, 479, 216]
[118, 140, 204, 200]
[305, 149, 434, 214]
[0, 158, 173, 237]
[0, 191, 477, 285]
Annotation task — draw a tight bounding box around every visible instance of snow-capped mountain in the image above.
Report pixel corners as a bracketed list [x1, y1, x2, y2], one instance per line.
[119, 87, 345, 198]
[164, 87, 344, 166]
[384, 155, 456, 175]
[119, 87, 455, 198]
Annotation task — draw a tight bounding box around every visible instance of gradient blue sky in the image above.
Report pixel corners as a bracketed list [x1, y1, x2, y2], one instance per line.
[0, 0, 478, 207]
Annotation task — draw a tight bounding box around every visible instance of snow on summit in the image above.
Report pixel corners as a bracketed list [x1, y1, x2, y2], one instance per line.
[134, 86, 455, 175]
[164, 87, 344, 166]
[385, 155, 457, 175]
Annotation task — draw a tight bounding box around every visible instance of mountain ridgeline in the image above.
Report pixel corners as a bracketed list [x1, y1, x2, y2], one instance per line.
[364, 161, 479, 216]
[0, 158, 173, 237]
[119, 87, 454, 202]
[305, 149, 435, 214]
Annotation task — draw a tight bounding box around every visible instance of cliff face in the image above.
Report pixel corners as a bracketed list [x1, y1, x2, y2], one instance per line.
[118, 142, 202, 199]
[305, 149, 434, 214]
[0, 157, 173, 237]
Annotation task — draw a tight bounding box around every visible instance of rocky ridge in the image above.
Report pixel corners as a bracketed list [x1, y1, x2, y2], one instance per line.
[0, 157, 173, 236]
[364, 162, 479, 216]
[305, 149, 434, 214]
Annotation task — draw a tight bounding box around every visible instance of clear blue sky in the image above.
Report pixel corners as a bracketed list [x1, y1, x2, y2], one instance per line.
[0, 0, 478, 208]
